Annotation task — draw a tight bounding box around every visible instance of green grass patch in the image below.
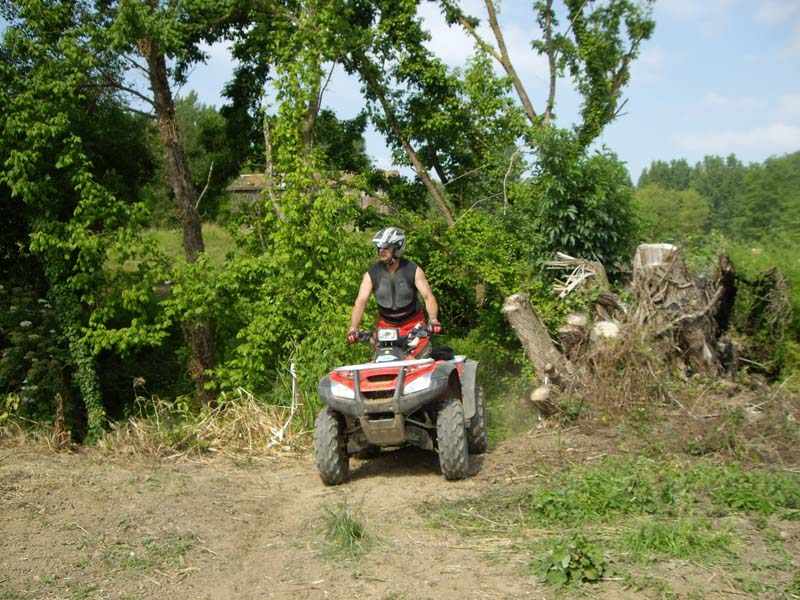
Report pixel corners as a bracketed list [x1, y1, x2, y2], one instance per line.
[425, 456, 800, 590]
[618, 517, 735, 561]
[143, 223, 237, 267]
[320, 502, 373, 560]
[516, 458, 800, 528]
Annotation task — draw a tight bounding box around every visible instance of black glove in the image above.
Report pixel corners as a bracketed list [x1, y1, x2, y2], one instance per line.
[428, 320, 442, 335]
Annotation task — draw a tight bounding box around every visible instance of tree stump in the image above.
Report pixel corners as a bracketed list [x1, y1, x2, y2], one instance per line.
[558, 312, 589, 361]
[631, 244, 726, 378]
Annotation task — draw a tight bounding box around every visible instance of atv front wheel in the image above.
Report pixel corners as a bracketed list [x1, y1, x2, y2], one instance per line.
[467, 384, 488, 454]
[314, 408, 349, 485]
[436, 398, 469, 480]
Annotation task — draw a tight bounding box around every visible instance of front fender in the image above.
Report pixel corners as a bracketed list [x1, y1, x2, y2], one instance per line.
[460, 360, 479, 421]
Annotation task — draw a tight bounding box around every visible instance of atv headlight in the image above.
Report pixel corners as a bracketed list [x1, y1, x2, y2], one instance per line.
[377, 328, 399, 342]
[330, 381, 355, 399]
[403, 372, 432, 395]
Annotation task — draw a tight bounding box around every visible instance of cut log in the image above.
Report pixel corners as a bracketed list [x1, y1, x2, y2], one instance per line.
[558, 312, 589, 361]
[529, 385, 558, 417]
[503, 293, 573, 376]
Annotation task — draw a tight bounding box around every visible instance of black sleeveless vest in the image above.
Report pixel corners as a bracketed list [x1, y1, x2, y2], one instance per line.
[368, 259, 420, 324]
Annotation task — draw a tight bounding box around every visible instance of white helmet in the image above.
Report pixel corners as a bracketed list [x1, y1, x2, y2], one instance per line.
[372, 227, 406, 257]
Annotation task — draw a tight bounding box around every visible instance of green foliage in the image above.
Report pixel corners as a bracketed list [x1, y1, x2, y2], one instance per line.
[637, 158, 694, 190]
[0, 282, 72, 425]
[733, 151, 800, 242]
[559, 0, 656, 147]
[635, 184, 711, 244]
[512, 128, 639, 270]
[539, 534, 607, 585]
[691, 154, 745, 235]
[637, 151, 797, 243]
[313, 109, 372, 174]
[703, 465, 800, 515]
[722, 237, 800, 379]
[523, 458, 662, 527]
[140, 91, 241, 225]
[496, 458, 800, 529]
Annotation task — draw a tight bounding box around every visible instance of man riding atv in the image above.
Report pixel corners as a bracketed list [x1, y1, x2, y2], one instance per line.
[348, 227, 442, 357]
[312, 226, 487, 485]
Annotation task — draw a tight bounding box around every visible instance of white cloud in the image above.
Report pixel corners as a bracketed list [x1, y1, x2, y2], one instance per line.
[418, 2, 476, 67]
[656, 0, 735, 20]
[631, 47, 664, 83]
[418, 1, 548, 80]
[778, 22, 800, 59]
[674, 123, 800, 156]
[755, 0, 800, 24]
[703, 93, 769, 112]
[777, 94, 800, 119]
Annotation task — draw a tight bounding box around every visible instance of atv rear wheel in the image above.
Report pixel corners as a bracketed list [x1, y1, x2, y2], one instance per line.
[314, 408, 349, 485]
[467, 384, 488, 454]
[436, 398, 469, 480]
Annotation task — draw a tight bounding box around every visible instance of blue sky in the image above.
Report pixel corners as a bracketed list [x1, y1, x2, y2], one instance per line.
[184, 0, 800, 182]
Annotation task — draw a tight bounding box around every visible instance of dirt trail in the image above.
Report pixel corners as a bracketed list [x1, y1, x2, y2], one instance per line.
[1, 438, 553, 600]
[5, 425, 787, 600]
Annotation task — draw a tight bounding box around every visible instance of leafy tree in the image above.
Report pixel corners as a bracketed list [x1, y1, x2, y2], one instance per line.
[635, 184, 711, 244]
[174, 91, 242, 220]
[510, 128, 639, 269]
[105, 0, 250, 403]
[690, 154, 744, 236]
[444, 50, 529, 209]
[313, 109, 372, 174]
[0, 0, 158, 439]
[637, 158, 694, 191]
[733, 151, 800, 242]
[443, 0, 655, 148]
[345, 0, 459, 224]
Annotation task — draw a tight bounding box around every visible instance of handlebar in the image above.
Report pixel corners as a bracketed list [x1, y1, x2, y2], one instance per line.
[349, 325, 437, 344]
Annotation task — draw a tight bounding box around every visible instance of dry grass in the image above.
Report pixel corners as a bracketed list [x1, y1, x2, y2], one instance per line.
[0, 393, 76, 453]
[98, 389, 310, 459]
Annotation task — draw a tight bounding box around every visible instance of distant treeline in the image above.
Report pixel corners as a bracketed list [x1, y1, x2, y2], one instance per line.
[635, 152, 800, 245]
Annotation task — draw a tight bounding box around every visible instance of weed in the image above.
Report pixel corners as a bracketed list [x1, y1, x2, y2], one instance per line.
[520, 458, 664, 527]
[686, 408, 748, 457]
[702, 464, 800, 515]
[553, 394, 584, 426]
[321, 502, 372, 559]
[538, 534, 607, 586]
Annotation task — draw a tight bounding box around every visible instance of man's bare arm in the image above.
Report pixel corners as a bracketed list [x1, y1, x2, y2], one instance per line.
[350, 272, 373, 331]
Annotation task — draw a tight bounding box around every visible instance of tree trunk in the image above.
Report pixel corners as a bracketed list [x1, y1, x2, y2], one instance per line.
[138, 36, 217, 404]
[46, 263, 105, 443]
[358, 56, 455, 226]
[502, 292, 572, 377]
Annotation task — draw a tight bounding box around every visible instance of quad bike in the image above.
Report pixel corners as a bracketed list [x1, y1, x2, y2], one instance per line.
[314, 325, 487, 485]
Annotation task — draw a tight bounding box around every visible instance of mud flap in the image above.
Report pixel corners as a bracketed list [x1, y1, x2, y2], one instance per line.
[460, 360, 479, 421]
